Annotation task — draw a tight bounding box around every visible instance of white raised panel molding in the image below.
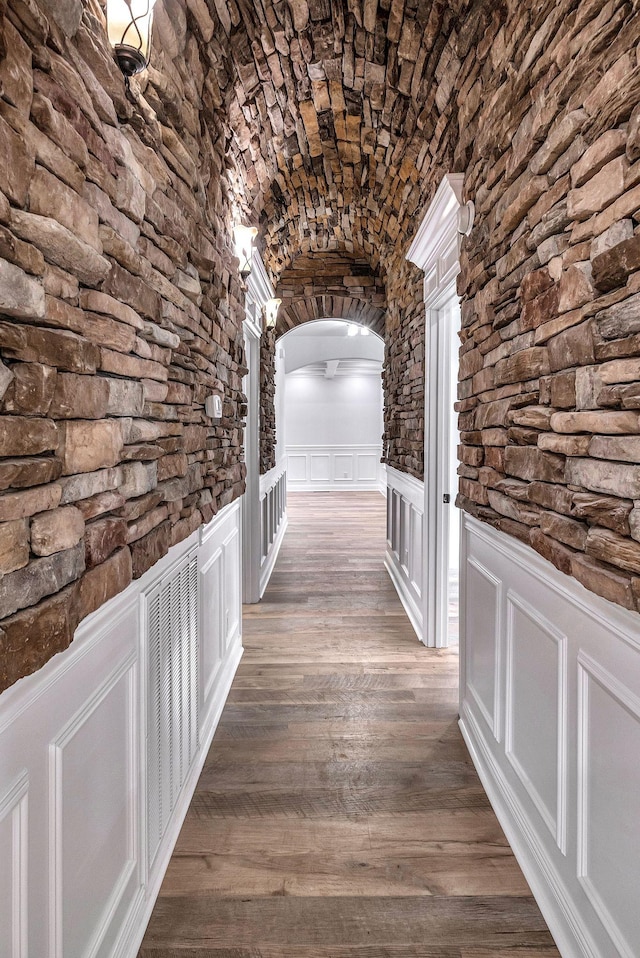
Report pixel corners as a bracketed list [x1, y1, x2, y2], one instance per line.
[259, 463, 287, 597]
[505, 593, 567, 854]
[464, 556, 501, 741]
[460, 511, 640, 958]
[577, 653, 640, 958]
[385, 465, 424, 640]
[407, 173, 464, 649]
[286, 444, 384, 491]
[0, 498, 243, 958]
[0, 772, 28, 958]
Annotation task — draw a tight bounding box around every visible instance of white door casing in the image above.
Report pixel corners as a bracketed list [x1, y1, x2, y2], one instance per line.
[406, 173, 463, 648]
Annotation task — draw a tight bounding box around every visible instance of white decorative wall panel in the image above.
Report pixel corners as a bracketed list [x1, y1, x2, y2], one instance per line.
[385, 466, 424, 640]
[465, 558, 501, 738]
[0, 500, 243, 958]
[460, 512, 640, 958]
[0, 773, 28, 958]
[287, 444, 384, 491]
[506, 595, 566, 850]
[577, 655, 640, 958]
[51, 658, 137, 958]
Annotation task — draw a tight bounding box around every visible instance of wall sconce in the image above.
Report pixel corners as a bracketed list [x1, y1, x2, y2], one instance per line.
[107, 0, 157, 78]
[457, 200, 475, 237]
[264, 298, 281, 329]
[233, 225, 258, 278]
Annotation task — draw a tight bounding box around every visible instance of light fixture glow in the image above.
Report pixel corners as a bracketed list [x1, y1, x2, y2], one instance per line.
[106, 0, 157, 77]
[347, 324, 358, 337]
[361, 327, 370, 336]
[233, 224, 258, 277]
[264, 297, 281, 329]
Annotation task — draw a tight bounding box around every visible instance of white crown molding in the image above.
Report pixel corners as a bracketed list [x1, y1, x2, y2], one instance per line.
[246, 253, 274, 309]
[406, 172, 463, 272]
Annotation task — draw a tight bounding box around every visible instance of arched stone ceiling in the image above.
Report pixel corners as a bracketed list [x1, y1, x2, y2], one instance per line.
[222, 0, 501, 283]
[275, 249, 385, 333]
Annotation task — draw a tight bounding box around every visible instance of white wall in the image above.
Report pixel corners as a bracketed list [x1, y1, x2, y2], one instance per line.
[460, 513, 640, 958]
[0, 501, 243, 958]
[284, 368, 385, 491]
[284, 371, 383, 446]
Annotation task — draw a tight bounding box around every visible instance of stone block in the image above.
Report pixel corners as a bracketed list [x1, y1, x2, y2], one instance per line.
[572, 492, 632, 534]
[105, 378, 145, 416]
[589, 435, 640, 462]
[548, 321, 595, 371]
[59, 467, 123, 504]
[566, 457, 640, 498]
[0, 541, 84, 619]
[503, 445, 565, 482]
[31, 505, 84, 556]
[0, 587, 79, 694]
[570, 553, 635, 609]
[74, 546, 132, 621]
[28, 166, 100, 250]
[538, 434, 591, 456]
[0, 257, 45, 319]
[0, 483, 62, 521]
[0, 322, 99, 374]
[2, 363, 56, 416]
[58, 420, 122, 476]
[49, 373, 109, 419]
[10, 210, 110, 286]
[586, 527, 640, 575]
[0, 456, 61, 491]
[567, 155, 626, 220]
[551, 410, 640, 434]
[591, 235, 640, 292]
[595, 293, 640, 340]
[540, 511, 588, 550]
[75, 490, 125, 521]
[119, 461, 158, 499]
[0, 415, 57, 456]
[84, 516, 128, 569]
[529, 528, 574, 576]
[0, 519, 29, 574]
[494, 347, 550, 386]
[130, 519, 172, 579]
[0, 112, 35, 206]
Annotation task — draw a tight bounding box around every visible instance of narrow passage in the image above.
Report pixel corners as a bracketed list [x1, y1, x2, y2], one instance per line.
[139, 492, 560, 956]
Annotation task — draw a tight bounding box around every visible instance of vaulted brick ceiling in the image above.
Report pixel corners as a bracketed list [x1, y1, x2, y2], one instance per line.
[222, 0, 494, 313]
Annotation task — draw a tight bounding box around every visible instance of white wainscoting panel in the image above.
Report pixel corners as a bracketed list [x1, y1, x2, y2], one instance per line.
[0, 772, 28, 958]
[259, 464, 287, 597]
[286, 444, 384, 491]
[460, 512, 640, 958]
[384, 466, 424, 640]
[0, 500, 243, 958]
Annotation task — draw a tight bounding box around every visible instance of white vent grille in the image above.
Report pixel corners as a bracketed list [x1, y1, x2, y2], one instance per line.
[146, 551, 199, 870]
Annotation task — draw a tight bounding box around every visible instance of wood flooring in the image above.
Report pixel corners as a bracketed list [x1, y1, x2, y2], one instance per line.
[138, 492, 561, 958]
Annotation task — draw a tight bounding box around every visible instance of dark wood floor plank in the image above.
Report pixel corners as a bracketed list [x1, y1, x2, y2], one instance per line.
[138, 492, 559, 957]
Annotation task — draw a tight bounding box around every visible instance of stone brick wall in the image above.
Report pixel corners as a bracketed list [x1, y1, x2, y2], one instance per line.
[382, 259, 425, 479]
[0, 1, 248, 691]
[457, 0, 640, 611]
[259, 326, 276, 474]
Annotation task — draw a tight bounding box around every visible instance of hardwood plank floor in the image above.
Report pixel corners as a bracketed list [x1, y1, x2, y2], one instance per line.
[139, 492, 560, 958]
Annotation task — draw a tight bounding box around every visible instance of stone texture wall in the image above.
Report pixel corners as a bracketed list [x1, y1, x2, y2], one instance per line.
[457, 0, 640, 611]
[0, 0, 247, 692]
[259, 326, 276, 474]
[382, 259, 425, 479]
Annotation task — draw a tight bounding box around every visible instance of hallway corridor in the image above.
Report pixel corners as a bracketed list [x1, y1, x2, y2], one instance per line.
[139, 493, 560, 956]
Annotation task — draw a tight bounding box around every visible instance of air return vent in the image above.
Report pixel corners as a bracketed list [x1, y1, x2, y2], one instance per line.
[146, 551, 199, 870]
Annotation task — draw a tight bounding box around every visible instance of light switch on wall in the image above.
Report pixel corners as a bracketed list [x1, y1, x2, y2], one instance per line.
[205, 394, 223, 418]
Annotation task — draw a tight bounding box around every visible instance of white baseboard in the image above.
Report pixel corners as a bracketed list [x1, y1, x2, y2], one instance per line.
[260, 513, 287, 597]
[384, 552, 423, 641]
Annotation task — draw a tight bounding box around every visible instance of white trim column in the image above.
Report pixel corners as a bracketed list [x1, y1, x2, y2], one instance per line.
[406, 173, 463, 647]
[242, 256, 285, 603]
